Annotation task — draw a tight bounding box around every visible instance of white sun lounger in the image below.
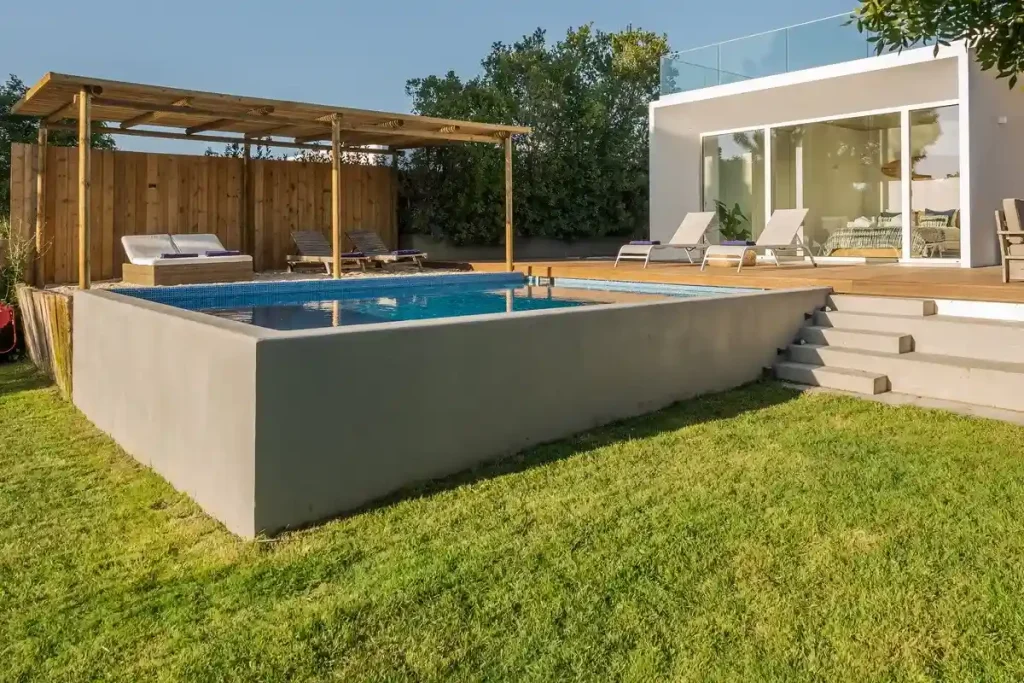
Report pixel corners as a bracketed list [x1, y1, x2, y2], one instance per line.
[700, 208, 815, 273]
[615, 211, 716, 268]
[120, 234, 253, 285]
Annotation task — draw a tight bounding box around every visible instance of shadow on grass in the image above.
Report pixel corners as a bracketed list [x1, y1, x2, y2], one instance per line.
[301, 380, 802, 533]
[0, 361, 51, 397]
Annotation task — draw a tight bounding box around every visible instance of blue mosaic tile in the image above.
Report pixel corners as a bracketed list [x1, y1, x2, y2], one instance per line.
[114, 272, 525, 311]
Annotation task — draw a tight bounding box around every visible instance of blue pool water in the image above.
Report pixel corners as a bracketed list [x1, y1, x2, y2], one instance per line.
[116, 273, 754, 331]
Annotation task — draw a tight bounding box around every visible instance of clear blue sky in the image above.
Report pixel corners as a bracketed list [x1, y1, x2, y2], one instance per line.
[3, 0, 852, 153]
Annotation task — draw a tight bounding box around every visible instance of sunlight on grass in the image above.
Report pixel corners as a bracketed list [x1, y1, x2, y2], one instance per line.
[2, 361, 1024, 681]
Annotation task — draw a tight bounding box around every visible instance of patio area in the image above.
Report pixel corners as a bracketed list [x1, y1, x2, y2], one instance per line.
[467, 260, 1024, 304]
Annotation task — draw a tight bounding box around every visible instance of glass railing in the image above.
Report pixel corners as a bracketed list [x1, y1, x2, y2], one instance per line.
[660, 13, 894, 96]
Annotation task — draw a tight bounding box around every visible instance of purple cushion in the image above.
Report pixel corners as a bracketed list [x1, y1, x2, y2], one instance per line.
[160, 252, 198, 259]
[629, 240, 660, 245]
[392, 249, 424, 256]
[721, 240, 756, 246]
[204, 250, 242, 257]
[342, 251, 365, 258]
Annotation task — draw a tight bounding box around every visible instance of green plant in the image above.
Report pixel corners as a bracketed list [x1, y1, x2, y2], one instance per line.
[854, 0, 1024, 87]
[714, 200, 751, 241]
[0, 215, 32, 306]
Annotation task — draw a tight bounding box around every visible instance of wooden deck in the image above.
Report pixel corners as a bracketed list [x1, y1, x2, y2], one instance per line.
[464, 260, 1024, 304]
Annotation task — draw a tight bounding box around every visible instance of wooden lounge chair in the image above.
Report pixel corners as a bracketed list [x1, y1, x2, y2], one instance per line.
[700, 208, 816, 273]
[998, 199, 1024, 283]
[347, 230, 427, 269]
[615, 211, 716, 268]
[121, 234, 253, 286]
[287, 231, 370, 274]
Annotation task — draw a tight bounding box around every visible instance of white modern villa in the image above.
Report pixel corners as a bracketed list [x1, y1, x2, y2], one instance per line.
[650, 13, 1024, 268]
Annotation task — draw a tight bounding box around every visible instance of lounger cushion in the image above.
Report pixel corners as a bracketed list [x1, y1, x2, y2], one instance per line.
[160, 252, 199, 259]
[629, 240, 661, 245]
[147, 255, 253, 266]
[171, 233, 228, 254]
[204, 250, 242, 257]
[392, 250, 424, 256]
[122, 234, 177, 265]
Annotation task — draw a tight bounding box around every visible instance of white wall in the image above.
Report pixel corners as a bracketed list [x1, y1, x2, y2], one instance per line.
[650, 52, 960, 250]
[967, 54, 1024, 267]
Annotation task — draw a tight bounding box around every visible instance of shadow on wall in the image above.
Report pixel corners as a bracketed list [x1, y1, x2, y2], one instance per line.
[322, 380, 801, 527]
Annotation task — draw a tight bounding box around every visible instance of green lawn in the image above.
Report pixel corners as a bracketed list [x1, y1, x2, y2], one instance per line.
[3, 362, 1024, 682]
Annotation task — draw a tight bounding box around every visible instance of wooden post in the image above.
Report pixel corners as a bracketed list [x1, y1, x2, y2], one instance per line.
[242, 142, 251, 256]
[504, 135, 513, 272]
[34, 125, 48, 286]
[331, 118, 342, 278]
[77, 88, 92, 290]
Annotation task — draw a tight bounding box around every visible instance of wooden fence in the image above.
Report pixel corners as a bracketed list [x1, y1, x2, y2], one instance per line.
[9, 143, 397, 284]
[15, 286, 73, 397]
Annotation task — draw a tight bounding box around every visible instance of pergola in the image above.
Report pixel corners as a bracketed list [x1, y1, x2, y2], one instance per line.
[11, 72, 531, 288]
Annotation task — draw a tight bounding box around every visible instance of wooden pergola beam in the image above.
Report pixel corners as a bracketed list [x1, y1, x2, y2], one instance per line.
[185, 118, 236, 135]
[34, 125, 47, 285]
[245, 124, 293, 139]
[91, 97, 313, 128]
[293, 125, 504, 145]
[78, 88, 91, 290]
[504, 135, 513, 272]
[46, 123, 396, 154]
[120, 97, 193, 129]
[44, 100, 77, 123]
[331, 118, 342, 279]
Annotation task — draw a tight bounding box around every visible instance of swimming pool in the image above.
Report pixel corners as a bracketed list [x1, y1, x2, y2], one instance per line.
[77, 273, 828, 536]
[115, 273, 755, 330]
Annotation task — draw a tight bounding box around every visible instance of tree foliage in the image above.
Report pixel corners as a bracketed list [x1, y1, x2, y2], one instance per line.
[855, 0, 1024, 87]
[400, 24, 669, 244]
[1, 74, 115, 218]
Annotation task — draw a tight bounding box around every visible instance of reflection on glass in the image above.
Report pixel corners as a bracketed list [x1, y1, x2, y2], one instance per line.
[772, 113, 902, 257]
[702, 130, 765, 240]
[659, 13, 931, 96]
[909, 106, 961, 258]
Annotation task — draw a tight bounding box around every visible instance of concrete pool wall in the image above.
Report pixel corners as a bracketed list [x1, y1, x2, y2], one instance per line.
[73, 285, 829, 537]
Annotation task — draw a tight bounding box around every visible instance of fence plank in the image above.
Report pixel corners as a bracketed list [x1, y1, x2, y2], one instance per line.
[10, 146, 395, 284]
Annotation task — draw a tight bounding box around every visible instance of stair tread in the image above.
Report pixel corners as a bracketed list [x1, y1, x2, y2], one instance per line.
[825, 310, 1024, 329]
[793, 344, 1024, 373]
[774, 361, 887, 379]
[804, 325, 910, 339]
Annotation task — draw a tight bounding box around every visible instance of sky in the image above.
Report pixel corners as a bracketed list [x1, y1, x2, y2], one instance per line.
[2, 0, 852, 154]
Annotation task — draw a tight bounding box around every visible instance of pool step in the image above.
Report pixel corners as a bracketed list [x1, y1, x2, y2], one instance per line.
[799, 325, 912, 354]
[787, 344, 1024, 412]
[773, 361, 889, 395]
[814, 310, 1024, 364]
[826, 294, 937, 317]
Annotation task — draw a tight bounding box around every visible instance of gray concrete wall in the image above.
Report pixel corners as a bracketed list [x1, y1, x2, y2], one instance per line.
[253, 287, 828, 533]
[72, 291, 261, 537]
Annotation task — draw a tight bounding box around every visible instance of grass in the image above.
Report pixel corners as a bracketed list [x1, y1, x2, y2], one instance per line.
[3, 362, 1024, 682]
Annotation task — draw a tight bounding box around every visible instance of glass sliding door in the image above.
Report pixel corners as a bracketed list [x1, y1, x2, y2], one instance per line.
[772, 112, 902, 258]
[702, 130, 765, 240]
[909, 106, 961, 259]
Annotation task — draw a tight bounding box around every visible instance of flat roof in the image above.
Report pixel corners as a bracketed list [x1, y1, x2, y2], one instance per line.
[12, 72, 531, 150]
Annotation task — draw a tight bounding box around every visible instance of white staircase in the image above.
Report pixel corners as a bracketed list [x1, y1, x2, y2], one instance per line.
[774, 294, 1024, 412]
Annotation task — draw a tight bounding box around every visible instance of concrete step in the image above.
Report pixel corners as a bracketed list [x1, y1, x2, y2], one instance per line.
[787, 344, 1024, 412]
[773, 361, 889, 395]
[813, 310, 1024, 363]
[827, 294, 937, 317]
[799, 325, 912, 354]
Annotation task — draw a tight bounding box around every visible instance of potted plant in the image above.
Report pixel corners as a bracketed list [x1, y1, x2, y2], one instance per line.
[711, 200, 756, 267]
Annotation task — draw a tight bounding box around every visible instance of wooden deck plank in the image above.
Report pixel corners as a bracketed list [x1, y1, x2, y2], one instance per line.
[463, 260, 1024, 304]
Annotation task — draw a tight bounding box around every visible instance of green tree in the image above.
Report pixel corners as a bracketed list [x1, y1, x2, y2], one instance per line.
[855, 0, 1024, 86]
[400, 24, 669, 245]
[1, 74, 115, 218]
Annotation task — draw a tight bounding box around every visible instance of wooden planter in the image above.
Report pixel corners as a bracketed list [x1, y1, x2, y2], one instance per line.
[15, 285, 73, 398]
[705, 250, 757, 268]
